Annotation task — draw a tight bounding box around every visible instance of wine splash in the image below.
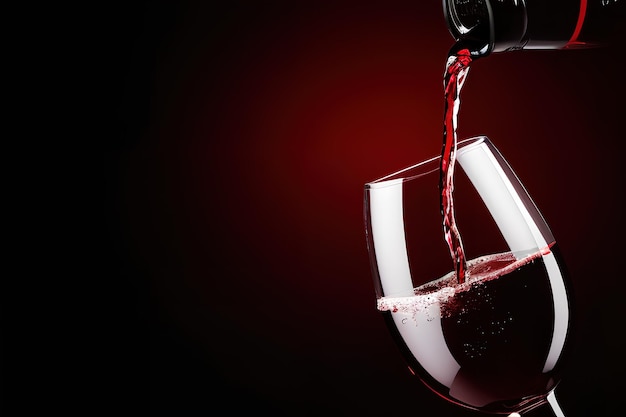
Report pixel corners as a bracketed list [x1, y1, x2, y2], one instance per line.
[441, 48, 472, 284]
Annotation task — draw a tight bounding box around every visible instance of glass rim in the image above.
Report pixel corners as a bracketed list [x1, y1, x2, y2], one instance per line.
[364, 136, 488, 189]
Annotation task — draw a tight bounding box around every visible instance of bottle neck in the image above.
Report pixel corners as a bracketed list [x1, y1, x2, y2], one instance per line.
[443, 0, 621, 57]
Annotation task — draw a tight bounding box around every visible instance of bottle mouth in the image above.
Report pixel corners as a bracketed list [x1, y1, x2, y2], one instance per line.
[443, 0, 528, 57]
[446, 0, 489, 36]
[443, 0, 493, 56]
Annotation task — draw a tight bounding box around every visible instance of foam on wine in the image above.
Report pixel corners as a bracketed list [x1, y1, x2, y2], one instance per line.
[376, 249, 548, 319]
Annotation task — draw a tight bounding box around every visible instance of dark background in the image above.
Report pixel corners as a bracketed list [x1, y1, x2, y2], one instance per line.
[86, 1, 624, 416]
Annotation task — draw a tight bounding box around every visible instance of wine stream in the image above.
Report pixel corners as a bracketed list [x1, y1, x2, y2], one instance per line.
[441, 48, 472, 284]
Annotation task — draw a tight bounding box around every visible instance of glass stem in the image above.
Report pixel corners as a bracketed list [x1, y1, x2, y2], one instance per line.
[546, 390, 566, 417]
[507, 391, 566, 417]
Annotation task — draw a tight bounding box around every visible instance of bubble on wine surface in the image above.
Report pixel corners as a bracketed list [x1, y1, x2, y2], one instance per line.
[377, 250, 546, 322]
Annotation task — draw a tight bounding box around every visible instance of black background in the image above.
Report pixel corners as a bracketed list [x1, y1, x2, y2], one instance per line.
[48, 1, 625, 416]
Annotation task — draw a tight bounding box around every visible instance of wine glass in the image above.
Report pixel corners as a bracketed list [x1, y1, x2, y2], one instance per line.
[364, 136, 574, 416]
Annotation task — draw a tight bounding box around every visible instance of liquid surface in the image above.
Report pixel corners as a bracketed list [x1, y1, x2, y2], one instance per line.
[377, 250, 543, 317]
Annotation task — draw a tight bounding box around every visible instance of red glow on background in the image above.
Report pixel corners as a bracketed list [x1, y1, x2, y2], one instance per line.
[142, 2, 451, 301]
[110, 2, 625, 416]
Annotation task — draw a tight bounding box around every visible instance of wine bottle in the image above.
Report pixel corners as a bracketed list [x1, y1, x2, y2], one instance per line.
[442, 0, 624, 56]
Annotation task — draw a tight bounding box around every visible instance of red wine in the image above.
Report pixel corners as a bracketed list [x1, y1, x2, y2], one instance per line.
[377, 246, 573, 414]
[441, 49, 472, 284]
